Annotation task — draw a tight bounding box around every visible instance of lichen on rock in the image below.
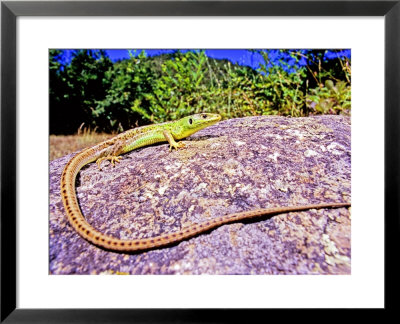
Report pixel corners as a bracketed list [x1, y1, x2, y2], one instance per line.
[49, 115, 351, 275]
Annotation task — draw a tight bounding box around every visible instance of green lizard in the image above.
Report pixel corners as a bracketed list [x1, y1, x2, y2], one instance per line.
[61, 113, 350, 252]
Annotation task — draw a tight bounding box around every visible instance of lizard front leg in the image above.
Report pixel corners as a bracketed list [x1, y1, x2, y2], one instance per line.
[163, 130, 185, 151]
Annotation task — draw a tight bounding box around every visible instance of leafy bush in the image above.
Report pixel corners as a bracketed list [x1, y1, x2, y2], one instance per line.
[50, 49, 113, 134]
[93, 51, 156, 132]
[50, 49, 351, 134]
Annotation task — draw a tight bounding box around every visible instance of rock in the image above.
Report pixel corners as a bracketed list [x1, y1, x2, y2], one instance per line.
[49, 115, 351, 275]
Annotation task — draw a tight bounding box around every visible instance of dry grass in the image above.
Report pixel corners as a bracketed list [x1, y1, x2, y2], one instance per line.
[50, 130, 115, 161]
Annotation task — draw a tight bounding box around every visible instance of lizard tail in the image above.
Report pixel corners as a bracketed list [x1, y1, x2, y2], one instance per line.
[61, 149, 351, 253]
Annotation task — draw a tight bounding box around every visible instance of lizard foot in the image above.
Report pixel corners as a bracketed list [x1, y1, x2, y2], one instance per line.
[96, 156, 122, 170]
[169, 142, 185, 152]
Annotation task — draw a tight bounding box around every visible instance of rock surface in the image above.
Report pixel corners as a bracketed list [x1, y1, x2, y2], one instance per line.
[49, 115, 351, 275]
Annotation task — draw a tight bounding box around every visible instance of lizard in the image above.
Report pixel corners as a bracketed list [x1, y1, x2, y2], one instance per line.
[60, 113, 351, 252]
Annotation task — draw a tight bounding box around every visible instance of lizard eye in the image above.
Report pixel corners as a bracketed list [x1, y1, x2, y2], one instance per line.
[189, 118, 193, 124]
[202, 114, 207, 118]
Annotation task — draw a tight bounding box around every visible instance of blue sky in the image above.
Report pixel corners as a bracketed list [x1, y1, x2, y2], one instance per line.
[104, 49, 260, 64]
[57, 49, 351, 72]
[59, 49, 260, 66]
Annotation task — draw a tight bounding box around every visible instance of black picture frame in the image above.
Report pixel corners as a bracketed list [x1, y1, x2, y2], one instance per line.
[1, 0, 398, 322]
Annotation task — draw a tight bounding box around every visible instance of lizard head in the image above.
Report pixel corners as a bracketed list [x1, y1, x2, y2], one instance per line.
[172, 113, 221, 139]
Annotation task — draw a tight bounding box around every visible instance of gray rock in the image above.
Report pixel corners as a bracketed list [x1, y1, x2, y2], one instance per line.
[49, 115, 351, 275]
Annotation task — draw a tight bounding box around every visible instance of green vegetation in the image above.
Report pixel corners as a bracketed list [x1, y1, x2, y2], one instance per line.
[50, 49, 351, 134]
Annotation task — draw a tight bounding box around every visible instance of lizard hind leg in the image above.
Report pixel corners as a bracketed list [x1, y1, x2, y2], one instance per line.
[96, 139, 125, 170]
[96, 155, 123, 170]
